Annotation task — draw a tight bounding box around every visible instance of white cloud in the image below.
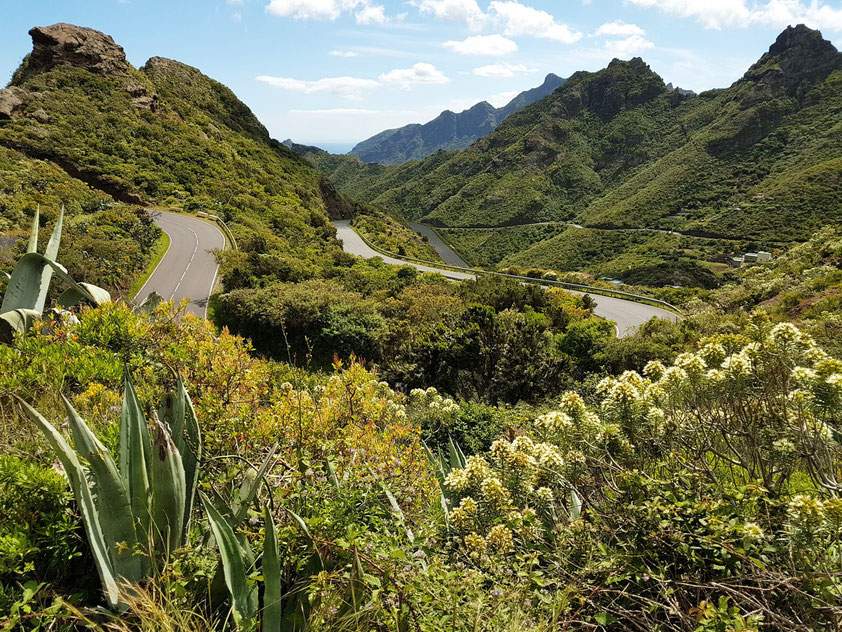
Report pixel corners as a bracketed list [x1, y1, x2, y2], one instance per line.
[489, 1, 583, 43]
[379, 62, 450, 88]
[410, 0, 487, 30]
[265, 0, 388, 23]
[256, 74, 380, 97]
[330, 49, 359, 57]
[473, 62, 535, 77]
[355, 4, 387, 23]
[604, 34, 655, 56]
[595, 20, 645, 37]
[487, 89, 520, 106]
[625, 0, 842, 31]
[443, 34, 518, 55]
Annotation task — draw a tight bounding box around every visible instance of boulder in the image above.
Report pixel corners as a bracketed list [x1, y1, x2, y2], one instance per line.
[0, 86, 27, 119]
[21, 23, 133, 81]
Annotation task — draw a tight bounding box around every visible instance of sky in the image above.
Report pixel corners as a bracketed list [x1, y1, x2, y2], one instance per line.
[2, 1, 842, 150]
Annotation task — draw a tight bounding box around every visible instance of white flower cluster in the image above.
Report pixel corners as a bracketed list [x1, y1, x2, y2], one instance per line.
[410, 386, 460, 412]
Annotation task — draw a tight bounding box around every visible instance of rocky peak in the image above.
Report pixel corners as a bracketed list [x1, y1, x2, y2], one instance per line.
[16, 23, 133, 84]
[743, 25, 841, 94]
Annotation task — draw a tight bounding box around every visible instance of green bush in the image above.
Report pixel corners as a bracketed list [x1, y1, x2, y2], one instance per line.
[0, 456, 86, 585]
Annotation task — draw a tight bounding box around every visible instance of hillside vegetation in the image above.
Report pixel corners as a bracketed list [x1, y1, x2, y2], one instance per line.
[3, 21, 842, 632]
[311, 26, 842, 284]
[0, 23, 353, 296]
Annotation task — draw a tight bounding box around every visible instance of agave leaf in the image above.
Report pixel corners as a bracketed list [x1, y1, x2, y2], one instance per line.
[26, 206, 39, 254]
[232, 445, 277, 527]
[262, 506, 283, 632]
[119, 373, 152, 543]
[134, 291, 164, 314]
[0, 308, 41, 342]
[62, 396, 145, 583]
[44, 206, 63, 261]
[57, 282, 111, 309]
[1, 252, 51, 313]
[448, 436, 466, 470]
[18, 398, 122, 610]
[179, 377, 201, 535]
[150, 415, 187, 554]
[380, 482, 414, 544]
[202, 495, 258, 631]
[569, 490, 582, 520]
[1, 253, 110, 315]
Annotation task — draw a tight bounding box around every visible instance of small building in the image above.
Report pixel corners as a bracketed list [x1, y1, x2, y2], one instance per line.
[757, 251, 772, 263]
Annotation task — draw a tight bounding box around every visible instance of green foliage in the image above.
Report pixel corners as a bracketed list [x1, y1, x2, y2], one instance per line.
[351, 212, 442, 261]
[315, 41, 842, 287]
[0, 456, 84, 584]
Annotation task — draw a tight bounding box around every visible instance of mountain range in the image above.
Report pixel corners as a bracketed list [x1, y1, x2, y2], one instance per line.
[347, 73, 565, 164]
[308, 25, 842, 278]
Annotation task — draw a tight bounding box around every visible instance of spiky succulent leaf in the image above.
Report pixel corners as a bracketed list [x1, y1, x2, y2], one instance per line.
[62, 396, 145, 582]
[150, 416, 187, 553]
[262, 506, 283, 632]
[18, 398, 122, 610]
[569, 490, 582, 520]
[119, 374, 152, 543]
[2, 253, 110, 314]
[26, 206, 39, 254]
[233, 445, 277, 527]
[57, 282, 111, 309]
[202, 495, 258, 631]
[159, 375, 201, 535]
[0, 308, 41, 342]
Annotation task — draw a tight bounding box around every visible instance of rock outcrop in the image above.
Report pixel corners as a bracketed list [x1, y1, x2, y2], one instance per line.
[0, 87, 27, 119]
[20, 23, 133, 81]
[5, 24, 157, 112]
[743, 24, 841, 96]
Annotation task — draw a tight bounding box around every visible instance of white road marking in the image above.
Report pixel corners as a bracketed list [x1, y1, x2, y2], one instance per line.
[170, 227, 200, 300]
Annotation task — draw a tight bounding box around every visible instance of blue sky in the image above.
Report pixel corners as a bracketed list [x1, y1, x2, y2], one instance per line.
[2, 1, 842, 149]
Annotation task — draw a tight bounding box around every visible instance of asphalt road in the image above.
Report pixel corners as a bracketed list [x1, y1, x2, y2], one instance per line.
[135, 210, 226, 317]
[334, 219, 679, 337]
[408, 223, 470, 267]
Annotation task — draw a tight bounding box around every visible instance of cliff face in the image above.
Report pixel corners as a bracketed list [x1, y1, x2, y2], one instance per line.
[348, 73, 565, 164]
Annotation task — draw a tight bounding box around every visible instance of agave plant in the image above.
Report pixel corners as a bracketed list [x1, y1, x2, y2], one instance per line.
[17, 373, 201, 610]
[1, 206, 110, 342]
[203, 495, 325, 632]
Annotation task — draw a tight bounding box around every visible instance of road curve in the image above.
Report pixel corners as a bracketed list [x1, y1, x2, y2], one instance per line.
[135, 210, 226, 317]
[334, 220, 679, 337]
[408, 223, 470, 267]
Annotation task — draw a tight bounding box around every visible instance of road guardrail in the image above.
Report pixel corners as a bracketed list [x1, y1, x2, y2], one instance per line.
[349, 224, 683, 316]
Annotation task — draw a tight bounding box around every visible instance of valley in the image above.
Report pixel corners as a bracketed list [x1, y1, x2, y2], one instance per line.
[2, 13, 842, 632]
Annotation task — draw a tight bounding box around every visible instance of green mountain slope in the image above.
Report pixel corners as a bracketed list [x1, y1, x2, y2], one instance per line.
[0, 23, 352, 292]
[315, 25, 842, 254]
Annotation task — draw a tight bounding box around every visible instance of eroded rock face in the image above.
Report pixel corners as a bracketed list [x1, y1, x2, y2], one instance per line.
[743, 24, 841, 95]
[0, 86, 27, 119]
[10, 23, 158, 110]
[21, 23, 133, 81]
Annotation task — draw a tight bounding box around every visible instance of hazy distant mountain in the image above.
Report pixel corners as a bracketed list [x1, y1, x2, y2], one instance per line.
[349, 73, 565, 164]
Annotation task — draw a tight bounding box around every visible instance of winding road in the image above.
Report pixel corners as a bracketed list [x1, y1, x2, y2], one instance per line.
[134, 210, 226, 317]
[334, 220, 679, 337]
